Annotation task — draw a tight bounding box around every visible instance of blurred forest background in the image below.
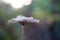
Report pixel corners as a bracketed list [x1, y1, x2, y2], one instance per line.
[0, 0, 60, 40]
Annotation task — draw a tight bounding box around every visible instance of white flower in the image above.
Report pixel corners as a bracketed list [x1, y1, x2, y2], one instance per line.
[7, 15, 40, 25]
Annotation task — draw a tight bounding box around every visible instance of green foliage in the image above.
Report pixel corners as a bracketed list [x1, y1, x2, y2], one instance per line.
[0, 0, 60, 40]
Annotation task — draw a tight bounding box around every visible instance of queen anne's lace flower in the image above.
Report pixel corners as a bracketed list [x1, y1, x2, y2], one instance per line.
[7, 15, 40, 25]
